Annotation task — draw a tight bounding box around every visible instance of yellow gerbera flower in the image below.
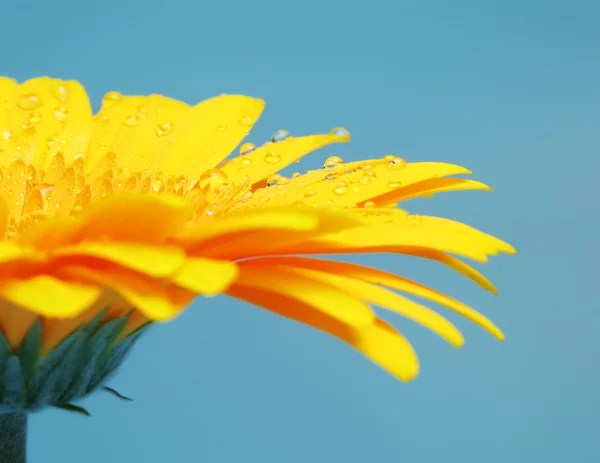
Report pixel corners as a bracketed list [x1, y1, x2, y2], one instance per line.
[0, 77, 514, 423]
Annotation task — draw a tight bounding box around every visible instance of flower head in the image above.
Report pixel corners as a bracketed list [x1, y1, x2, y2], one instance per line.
[0, 77, 514, 412]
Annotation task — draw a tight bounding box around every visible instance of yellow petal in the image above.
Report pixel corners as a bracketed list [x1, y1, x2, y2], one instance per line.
[241, 161, 470, 209]
[5, 78, 92, 170]
[363, 178, 491, 206]
[0, 78, 18, 159]
[155, 95, 265, 178]
[227, 284, 419, 381]
[191, 208, 361, 259]
[52, 242, 186, 278]
[79, 193, 193, 243]
[272, 264, 465, 347]
[0, 275, 101, 318]
[87, 94, 190, 174]
[60, 265, 180, 321]
[236, 262, 375, 328]
[178, 207, 320, 247]
[222, 130, 350, 186]
[171, 258, 238, 295]
[249, 256, 503, 340]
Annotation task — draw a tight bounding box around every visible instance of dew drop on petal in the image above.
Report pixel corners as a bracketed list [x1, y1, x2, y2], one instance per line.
[271, 130, 290, 143]
[28, 112, 42, 125]
[217, 123, 228, 132]
[103, 91, 122, 103]
[155, 122, 174, 137]
[198, 168, 229, 191]
[53, 107, 68, 122]
[329, 127, 350, 140]
[364, 201, 376, 208]
[388, 178, 402, 188]
[333, 181, 348, 195]
[386, 155, 407, 170]
[239, 115, 255, 127]
[17, 93, 43, 110]
[239, 142, 256, 155]
[323, 156, 343, 169]
[291, 172, 301, 179]
[123, 115, 139, 127]
[264, 152, 281, 164]
[55, 85, 68, 103]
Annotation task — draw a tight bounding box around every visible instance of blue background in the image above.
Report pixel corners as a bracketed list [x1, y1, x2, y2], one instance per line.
[2, 0, 599, 461]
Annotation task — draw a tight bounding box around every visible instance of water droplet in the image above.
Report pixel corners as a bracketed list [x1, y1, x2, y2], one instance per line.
[352, 185, 360, 193]
[123, 115, 139, 127]
[241, 158, 252, 167]
[323, 156, 343, 169]
[1, 131, 11, 141]
[333, 181, 348, 195]
[291, 172, 301, 179]
[386, 155, 407, 170]
[53, 106, 68, 122]
[103, 91, 122, 103]
[239, 115, 255, 126]
[28, 112, 42, 125]
[325, 172, 337, 181]
[329, 127, 350, 140]
[267, 174, 280, 187]
[364, 201, 376, 208]
[155, 122, 174, 137]
[97, 115, 110, 126]
[239, 142, 256, 155]
[18, 93, 42, 110]
[198, 168, 228, 191]
[409, 215, 423, 226]
[359, 175, 372, 185]
[388, 178, 402, 188]
[137, 105, 149, 117]
[217, 123, 228, 132]
[55, 85, 68, 103]
[152, 172, 164, 192]
[271, 130, 290, 143]
[264, 152, 281, 164]
[304, 190, 316, 197]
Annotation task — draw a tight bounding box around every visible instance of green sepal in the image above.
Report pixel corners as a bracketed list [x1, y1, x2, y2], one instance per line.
[19, 319, 42, 380]
[0, 312, 149, 413]
[0, 331, 12, 399]
[3, 356, 25, 408]
[54, 403, 91, 417]
[60, 314, 130, 402]
[103, 386, 133, 401]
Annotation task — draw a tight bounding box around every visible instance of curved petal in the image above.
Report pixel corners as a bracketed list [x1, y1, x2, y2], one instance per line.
[0, 275, 101, 318]
[235, 261, 375, 328]
[222, 131, 350, 186]
[155, 95, 265, 178]
[5, 78, 92, 170]
[171, 257, 238, 295]
[227, 284, 419, 381]
[51, 242, 186, 278]
[246, 256, 504, 340]
[78, 193, 193, 243]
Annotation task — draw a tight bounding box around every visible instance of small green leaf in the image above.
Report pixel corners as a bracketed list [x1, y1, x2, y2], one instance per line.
[54, 403, 91, 417]
[103, 386, 133, 401]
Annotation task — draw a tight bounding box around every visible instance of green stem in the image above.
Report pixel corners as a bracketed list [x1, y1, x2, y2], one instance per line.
[0, 413, 27, 463]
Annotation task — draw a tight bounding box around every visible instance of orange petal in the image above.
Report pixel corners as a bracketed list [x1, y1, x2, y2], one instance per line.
[227, 284, 419, 381]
